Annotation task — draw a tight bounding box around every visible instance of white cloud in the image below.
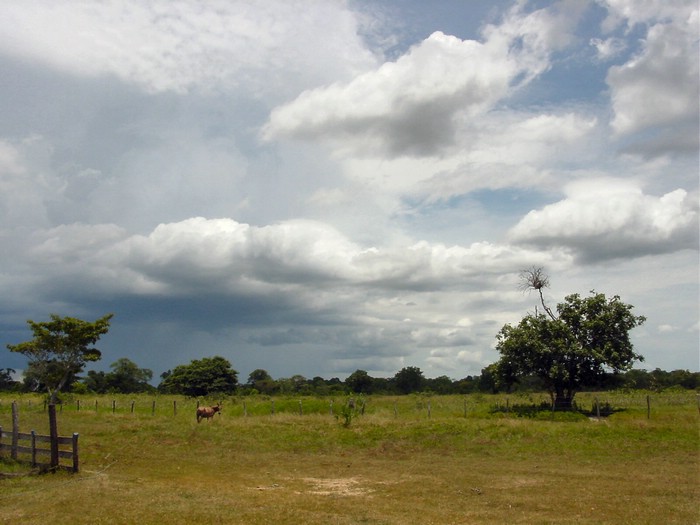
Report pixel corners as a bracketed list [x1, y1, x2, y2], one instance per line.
[327, 109, 597, 216]
[7, 214, 573, 377]
[264, 30, 513, 157]
[0, 0, 376, 96]
[456, 350, 486, 367]
[657, 324, 677, 333]
[604, 2, 699, 140]
[509, 179, 699, 262]
[264, 2, 583, 158]
[590, 37, 626, 60]
[0, 1, 697, 379]
[25, 216, 566, 296]
[600, 0, 695, 30]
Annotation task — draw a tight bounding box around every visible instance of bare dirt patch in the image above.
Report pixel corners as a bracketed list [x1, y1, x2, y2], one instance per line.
[300, 477, 373, 497]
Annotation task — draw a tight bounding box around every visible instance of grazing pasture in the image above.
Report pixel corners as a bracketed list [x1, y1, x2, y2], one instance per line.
[0, 392, 697, 524]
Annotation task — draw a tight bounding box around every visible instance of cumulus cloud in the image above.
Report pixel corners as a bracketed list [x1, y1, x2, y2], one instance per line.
[0, 1, 697, 379]
[6, 214, 573, 376]
[24, 216, 568, 299]
[603, 1, 699, 151]
[509, 179, 699, 262]
[328, 109, 598, 214]
[264, 2, 583, 157]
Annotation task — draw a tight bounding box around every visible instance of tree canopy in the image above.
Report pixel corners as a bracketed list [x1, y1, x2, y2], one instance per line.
[346, 369, 373, 394]
[394, 366, 426, 394]
[495, 269, 645, 408]
[7, 313, 113, 403]
[84, 358, 154, 394]
[158, 356, 238, 396]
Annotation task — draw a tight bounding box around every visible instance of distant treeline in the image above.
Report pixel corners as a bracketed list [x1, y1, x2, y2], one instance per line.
[1, 360, 698, 397]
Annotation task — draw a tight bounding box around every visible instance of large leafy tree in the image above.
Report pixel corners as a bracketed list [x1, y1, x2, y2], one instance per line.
[83, 358, 153, 393]
[346, 369, 374, 394]
[7, 314, 113, 403]
[245, 368, 278, 395]
[106, 358, 154, 393]
[393, 366, 426, 394]
[495, 268, 645, 409]
[158, 356, 238, 396]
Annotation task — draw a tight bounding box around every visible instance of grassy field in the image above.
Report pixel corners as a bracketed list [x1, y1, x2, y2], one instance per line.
[0, 391, 698, 524]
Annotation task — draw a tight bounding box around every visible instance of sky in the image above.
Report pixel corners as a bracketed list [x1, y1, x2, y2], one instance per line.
[0, 0, 698, 384]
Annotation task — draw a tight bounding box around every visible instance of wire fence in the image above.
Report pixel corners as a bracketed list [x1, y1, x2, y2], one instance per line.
[1, 391, 697, 422]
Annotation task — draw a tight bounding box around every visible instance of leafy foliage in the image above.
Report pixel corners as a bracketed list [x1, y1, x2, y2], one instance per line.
[7, 314, 113, 403]
[83, 358, 154, 393]
[394, 366, 426, 394]
[158, 356, 238, 396]
[346, 369, 373, 393]
[495, 291, 645, 408]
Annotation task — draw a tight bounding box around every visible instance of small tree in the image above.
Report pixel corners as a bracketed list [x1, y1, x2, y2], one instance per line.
[7, 314, 113, 404]
[495, 268, 645, 409]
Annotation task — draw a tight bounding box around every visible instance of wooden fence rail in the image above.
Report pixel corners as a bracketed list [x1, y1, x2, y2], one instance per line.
[0, 402, 79, 473]
[0, 429, 79, 472]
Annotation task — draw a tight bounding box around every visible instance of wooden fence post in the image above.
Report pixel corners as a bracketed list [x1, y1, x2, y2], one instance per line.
[112, 400, 116, 414]
[11, 401, 19, 460]
[77, 399, 80, 412]
[271, 400, 275, 415]
[152, 400, 156, 416]
[131, 401, 135, 414]
[243, 401, 248, 417]
[646, 395, 651, 419]
[72, 433, 79, 473]
[49, 404, 59, 471]
[393, 400, 398, 418]
[95, 400, 98, 413]
[31, 430, 37, 467]
[173, 400, 177, 416]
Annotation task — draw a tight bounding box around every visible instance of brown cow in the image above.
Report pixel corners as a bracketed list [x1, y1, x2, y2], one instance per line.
[196, 403, 221, 423]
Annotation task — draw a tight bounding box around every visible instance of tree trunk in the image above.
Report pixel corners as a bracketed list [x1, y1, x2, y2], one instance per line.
[553, 389, 574, 410]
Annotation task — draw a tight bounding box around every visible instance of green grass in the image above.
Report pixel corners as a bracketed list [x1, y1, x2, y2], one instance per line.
[0, 392, 698, 524]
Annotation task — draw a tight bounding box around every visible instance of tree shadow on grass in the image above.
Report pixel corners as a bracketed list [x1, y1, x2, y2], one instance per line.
[489, 401, 626, 420]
